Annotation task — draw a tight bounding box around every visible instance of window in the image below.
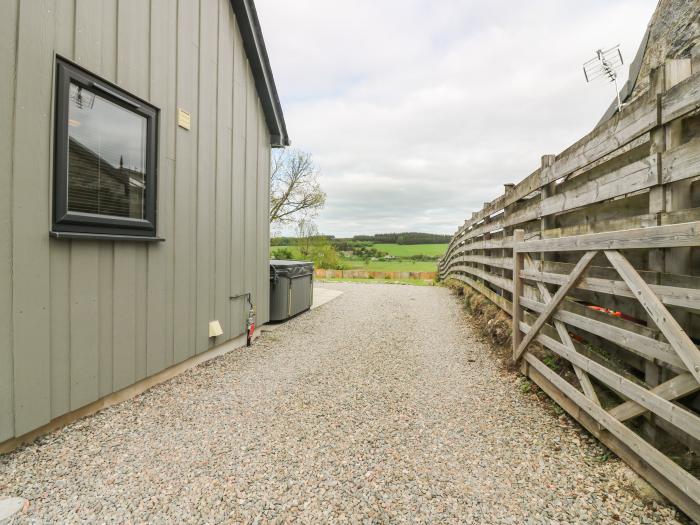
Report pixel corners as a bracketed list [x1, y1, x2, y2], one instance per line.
[52, 57, 160, 240]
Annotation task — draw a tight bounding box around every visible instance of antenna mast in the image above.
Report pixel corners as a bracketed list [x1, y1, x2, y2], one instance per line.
[583, 45, 625, 111]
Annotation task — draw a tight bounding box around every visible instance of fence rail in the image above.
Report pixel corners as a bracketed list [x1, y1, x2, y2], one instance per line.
[315, 269, 436, 281]
[439, 61, 700, 521]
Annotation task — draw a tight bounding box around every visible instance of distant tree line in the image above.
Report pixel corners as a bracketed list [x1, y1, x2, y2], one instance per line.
[271, 235, 333, 247]
[350, 232, 451, 245]
[270, 232, 452, 249]
[272, 232, 450, 248]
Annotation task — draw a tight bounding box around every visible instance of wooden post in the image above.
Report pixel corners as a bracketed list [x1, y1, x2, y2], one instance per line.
[539, 155, 556, 233]
[481, 206, 492, 290]
[646, 61, 692, 444]
[663, 60, 692, 327]
[539, 155, 557, 291]
[648, 65, 666, 277]
[501, 184, 515, 296]
[512, 229, 525, 360]
[645, 65, 668, 445]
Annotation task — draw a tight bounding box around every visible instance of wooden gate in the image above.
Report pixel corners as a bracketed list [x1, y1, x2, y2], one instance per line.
[511, 223, 700, 518]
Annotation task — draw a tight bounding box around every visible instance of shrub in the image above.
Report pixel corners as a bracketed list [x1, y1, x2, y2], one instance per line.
[351, 246, 387, 258]
[271, 248, 294, 260]
[300, 237, 344, 270]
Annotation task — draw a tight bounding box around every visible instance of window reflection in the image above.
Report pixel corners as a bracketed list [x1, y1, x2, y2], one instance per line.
[67, 83, 147, 219]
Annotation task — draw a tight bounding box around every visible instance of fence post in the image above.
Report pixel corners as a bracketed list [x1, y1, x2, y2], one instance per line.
[540, 155, 556, 266]
[501, 184, 515, 296]
[512, 229, 525, 361]
[645, 65, 668, 445]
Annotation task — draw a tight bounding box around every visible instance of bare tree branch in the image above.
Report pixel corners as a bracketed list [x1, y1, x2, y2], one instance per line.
[270, 149, 326, 225]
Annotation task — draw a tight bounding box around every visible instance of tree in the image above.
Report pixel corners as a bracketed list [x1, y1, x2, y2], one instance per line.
[295, 219, 319, 259]
[270, 149, 326, 225]
[295, 219, 342, 269]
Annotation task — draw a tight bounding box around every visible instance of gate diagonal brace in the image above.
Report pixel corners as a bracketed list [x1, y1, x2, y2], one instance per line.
[513, 250, 597, 362]
[608, 372, 699, 422]
[523, 254, 601, 406]
[605, 250, 700, 385]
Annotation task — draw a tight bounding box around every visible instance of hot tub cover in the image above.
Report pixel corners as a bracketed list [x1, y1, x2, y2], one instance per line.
[270, 260, 314, 280]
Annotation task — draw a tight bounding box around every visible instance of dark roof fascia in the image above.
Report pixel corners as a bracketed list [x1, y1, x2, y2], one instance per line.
[230, 0, 290, 147]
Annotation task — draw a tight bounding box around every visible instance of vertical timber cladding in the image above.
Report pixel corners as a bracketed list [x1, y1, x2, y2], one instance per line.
[0, 0, 19, 442]
[1, 0, 282, 442]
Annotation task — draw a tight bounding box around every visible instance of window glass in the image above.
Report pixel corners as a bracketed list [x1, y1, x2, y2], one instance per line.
[67, 83, 147, 219]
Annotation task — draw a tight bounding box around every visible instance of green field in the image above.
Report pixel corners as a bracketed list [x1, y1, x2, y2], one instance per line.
[370, 243, 448, 257]
[270, 242, 444, 273]
[270, 243, 447, 260]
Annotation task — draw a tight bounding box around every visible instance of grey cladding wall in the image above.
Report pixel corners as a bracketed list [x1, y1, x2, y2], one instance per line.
[0, 0, 273, 441]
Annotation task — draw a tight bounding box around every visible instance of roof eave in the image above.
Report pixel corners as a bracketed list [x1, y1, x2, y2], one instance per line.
[230, 0, 290, 148]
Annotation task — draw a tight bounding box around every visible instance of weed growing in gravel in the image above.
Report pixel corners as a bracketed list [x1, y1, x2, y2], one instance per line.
[595, 451, 613, 463]
[519, 379, 533, 394]
[551, 402, 564, 416]
[542, 354, 561, 372]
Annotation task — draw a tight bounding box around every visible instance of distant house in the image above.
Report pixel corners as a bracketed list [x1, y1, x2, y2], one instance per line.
[0, 0, 289, 448]
[67, 138, 147, 218]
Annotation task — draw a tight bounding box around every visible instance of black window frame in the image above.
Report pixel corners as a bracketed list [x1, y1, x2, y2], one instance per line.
[52, 56, 160, 241]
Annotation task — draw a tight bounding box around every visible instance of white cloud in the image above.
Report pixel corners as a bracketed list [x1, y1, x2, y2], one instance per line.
[256, 0, 658, 237]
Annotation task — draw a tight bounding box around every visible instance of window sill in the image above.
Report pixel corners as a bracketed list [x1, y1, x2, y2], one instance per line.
[50, 231, 165, 242]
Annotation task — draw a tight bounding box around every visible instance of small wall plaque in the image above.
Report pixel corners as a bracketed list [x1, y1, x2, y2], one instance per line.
[177, 108, 191, 130]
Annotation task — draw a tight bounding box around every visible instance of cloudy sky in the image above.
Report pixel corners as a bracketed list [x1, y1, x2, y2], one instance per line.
[255, 0, 658, 237]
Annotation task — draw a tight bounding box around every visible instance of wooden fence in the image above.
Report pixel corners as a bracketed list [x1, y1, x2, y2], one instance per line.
[438, 60, 700, 520]
[315, 269, 436, 281]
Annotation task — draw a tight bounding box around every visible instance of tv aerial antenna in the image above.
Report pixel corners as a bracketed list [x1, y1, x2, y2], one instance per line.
[583, 45, 625, 111]
[69, 84, 96, 110]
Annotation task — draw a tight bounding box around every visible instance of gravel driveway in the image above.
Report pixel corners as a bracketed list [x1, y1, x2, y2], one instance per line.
[0, 283, 684, 523]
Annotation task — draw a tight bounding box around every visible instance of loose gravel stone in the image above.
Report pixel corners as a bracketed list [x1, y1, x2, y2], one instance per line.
[0, 283, 686, 523]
